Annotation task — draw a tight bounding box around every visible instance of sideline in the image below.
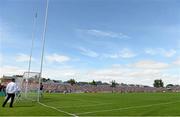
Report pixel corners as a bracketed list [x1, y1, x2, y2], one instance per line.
[38, 102, 77, 117]
[76, 100, 180, 115]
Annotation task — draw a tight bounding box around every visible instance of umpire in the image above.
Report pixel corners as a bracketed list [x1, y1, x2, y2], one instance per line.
[2, 78, 18, 108]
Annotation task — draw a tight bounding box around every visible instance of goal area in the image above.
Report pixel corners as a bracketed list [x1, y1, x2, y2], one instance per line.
[16, 72, 41, 102]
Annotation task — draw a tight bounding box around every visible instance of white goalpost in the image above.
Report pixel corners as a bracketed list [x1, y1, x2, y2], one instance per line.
[15, 7, 40, 102]
[16, 72, 41, 101]
[16, 0, 49, 102]
[38, 0, 49, 102]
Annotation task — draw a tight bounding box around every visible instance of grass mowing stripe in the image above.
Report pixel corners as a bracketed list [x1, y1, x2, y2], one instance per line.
[57, 103, 113, 109]
[76, 100, 180, 115]
[2, 93, 180, 116]
[38, 102, 77, 116]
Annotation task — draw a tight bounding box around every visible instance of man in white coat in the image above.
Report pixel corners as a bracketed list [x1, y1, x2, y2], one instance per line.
[2, 78, 18, 107]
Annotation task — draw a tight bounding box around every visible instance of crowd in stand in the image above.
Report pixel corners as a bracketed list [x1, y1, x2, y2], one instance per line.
[42, 83, 180, 93]
[1, 76, 180, 94]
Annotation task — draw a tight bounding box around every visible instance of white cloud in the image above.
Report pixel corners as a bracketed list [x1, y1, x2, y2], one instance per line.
[1, 59, 178, 86]
[103, 48, 136, 59]
[145, 48, 176, 57]
[173, 58, 180, 66]
[132, 60, 169, 69]
[78, 29, 129, 39]
[42, 68, 80, 80]
[45, 53, 71, 63]
[15, 53, 34, 62]
[78, 47, 99, 58]
[163, 49, 176, 57]
[119, 48, 137, 58]
[0, 65, 78, 80]
[86, 60, 178, 86]
[145, 48, 156, 55]
[0, 65, 25, 77]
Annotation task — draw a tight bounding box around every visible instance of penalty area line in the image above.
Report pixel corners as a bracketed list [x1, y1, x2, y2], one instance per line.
[38, 102, 77, 117]
[76, 100, 180, 115]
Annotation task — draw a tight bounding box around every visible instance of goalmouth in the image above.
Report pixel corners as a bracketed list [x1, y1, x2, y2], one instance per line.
[16, 72, 42, 102]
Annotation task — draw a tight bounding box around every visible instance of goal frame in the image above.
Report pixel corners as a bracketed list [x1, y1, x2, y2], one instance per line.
[19, 71, 41, 102]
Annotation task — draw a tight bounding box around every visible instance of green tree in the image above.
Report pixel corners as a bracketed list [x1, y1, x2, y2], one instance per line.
[90, 80, 97, 86]
[110, 80, 117, 93]
[166, 84, 174, 88]
[67, 79, 76, 86]
[153, 79, 164, 88]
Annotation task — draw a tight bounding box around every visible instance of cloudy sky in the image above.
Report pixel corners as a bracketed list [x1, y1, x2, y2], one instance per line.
[0, 0, 180, 86]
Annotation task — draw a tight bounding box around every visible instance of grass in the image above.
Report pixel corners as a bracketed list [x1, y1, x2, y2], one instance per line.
[1, 92, 180, 116]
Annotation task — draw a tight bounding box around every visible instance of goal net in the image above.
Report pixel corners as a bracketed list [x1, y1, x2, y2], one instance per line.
[16, 72, 41, 101]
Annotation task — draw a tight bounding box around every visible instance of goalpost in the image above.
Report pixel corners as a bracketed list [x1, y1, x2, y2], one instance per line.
[16, 72, 41, 101]
[15, 0, 49, 102]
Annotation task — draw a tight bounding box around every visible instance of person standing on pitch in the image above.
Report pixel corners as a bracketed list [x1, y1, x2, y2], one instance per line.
[2, 78, 18, 107]
[40, 82, 44, 97]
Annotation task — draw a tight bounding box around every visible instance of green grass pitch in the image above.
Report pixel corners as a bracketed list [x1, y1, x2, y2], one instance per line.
[1, 93, 180, 116]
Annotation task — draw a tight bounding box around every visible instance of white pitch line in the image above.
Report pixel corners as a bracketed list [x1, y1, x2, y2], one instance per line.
[38, 102, 77, 117]
[76, 100, 180, 115]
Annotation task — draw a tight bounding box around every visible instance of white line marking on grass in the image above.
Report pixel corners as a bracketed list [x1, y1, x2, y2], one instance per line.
[38, 102, 77, 117]
[76, 100, 180, 115]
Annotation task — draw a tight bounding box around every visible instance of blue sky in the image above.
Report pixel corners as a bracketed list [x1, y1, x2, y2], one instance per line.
[0, 0, 180, 86]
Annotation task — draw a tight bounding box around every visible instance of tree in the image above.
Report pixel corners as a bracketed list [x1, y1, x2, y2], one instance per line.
[166, 84, 174, 88]
[89, 80, 97, 93]
[153, 79, 164, 88]
[110, 80, 117, 93]
[96, 81, 103, 85]
[41, 78, 50, 82]
[90, 80, 97, 86]
[42, 78, 47, 82]
[67, 79, 76, 86]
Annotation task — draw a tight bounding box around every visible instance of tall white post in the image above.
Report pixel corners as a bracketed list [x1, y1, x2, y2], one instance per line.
[38, 0, 49, 102]
[26, 11, 38, 98]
